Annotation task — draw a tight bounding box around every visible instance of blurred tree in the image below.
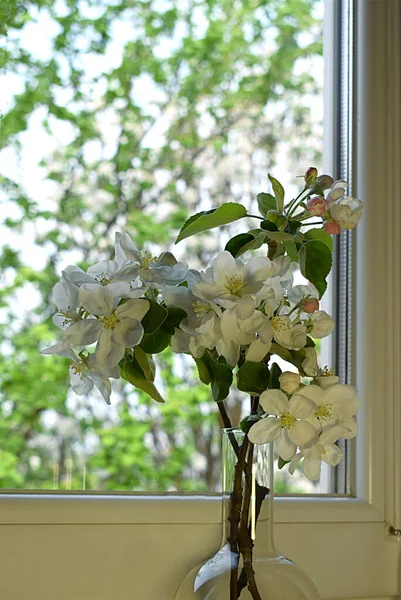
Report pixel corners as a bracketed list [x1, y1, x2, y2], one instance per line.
[0, 0, 322, 491]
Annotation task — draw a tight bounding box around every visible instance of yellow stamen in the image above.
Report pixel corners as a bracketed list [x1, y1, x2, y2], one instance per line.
[96, 273, 111, 286]
[225, 274, 247, 297]
[279, 412, 296, 429]
[192, 301, 212, 318]
[271, 316, 287, 331]
[140, 250, 158, 269]
[101, 314, 119, 329]
[314, 404, 332, 420]
[71, 361, 87, 380]
[319, 366, 336, 377]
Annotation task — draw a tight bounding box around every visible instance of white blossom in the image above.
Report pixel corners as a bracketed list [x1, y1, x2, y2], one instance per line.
[296, 383, 361, 434]
[193, 251, 274, 308]
[329, 196, 363, 230]
[302, 347, 319, 377]
[63, 284, 149, 369]
[271, 316, 307, 351]
[247, 389, 318, 460]
[289, 425, 349, 480]
[310, 310, 335, 339]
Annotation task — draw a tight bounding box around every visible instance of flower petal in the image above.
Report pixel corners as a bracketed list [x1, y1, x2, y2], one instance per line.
[276, 429, 297, 460]
[69, 367, 94, 395]
[41, 342, 76, 360]
[116, 298, 149, 321]
[246, 339, 272, 362]
[95, 330, 126, 368]
[235, 297, 255, 320]
[320, 425, 350, 446]
[105, 282, 131, 298]
[289, 452, 303, 475]
[259, 389, 289, 416]
[87, 260, 118, 279]
[90, 373, 112, 405]
[289, 420, 318, 448]
[112, 318, 144, 348]
[302, 457, 322, 481]
[295, 384, 324, 406]
[247, 418, 281, 444]
[79, 284, 114, 316]
[322, 444, 343, 466]
[63, 319, 102, 346]
[213, 251, 237, 283]
[288, 395, 316, 419]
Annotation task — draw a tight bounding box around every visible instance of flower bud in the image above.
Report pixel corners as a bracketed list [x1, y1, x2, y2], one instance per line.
[279, 371, 301, 394]
[315, 174, 334, 191]
[304, 167, 318, 186]
[323, 220, 341, 235]
[302, 297, 319, 314]
[306, 196, 326, 217]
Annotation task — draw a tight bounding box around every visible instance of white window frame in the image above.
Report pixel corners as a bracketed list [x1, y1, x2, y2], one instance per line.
[1, 1, 400, 599]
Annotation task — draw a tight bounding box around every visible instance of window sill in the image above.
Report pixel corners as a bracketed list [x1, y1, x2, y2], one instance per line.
[0, 492, 384, 525]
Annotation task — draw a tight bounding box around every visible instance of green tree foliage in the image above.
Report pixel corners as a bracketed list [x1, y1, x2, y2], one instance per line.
[0, 0, 322, 491]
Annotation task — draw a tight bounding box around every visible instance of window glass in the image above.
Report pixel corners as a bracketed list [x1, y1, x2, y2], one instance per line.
[0, 0, 327, 493]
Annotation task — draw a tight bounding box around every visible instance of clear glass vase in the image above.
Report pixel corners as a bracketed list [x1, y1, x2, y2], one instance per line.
[174, 428, 321, 600]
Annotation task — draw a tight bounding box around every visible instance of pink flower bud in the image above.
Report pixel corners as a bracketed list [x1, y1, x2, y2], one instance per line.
[302, 297, 319, 314]
[306, 196, 326, 216]
[323, 220, 341, 235]
[304, 167, 318, 186]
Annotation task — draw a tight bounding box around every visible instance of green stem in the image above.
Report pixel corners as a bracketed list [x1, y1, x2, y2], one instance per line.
[247, 214, 264, 220]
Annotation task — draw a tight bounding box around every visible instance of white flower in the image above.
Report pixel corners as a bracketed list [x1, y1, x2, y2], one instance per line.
[247, 389, 318, 460]
[63, 284, 149, 369]
[41, 345, 118, 404]
[51, 276, 83, 330]
[289, 425, 349, 480]
[296, 383, 361, 434]
[193, 251, 274, 308]
[310, 310, 335, 339]
[316, 374, 340, 390]
[254, 276, 285, 317]
[302, 347, 319, 376]
[69, 354, 119, 404]
[325, 180, 348, 205]
[279, 372, 301, 394]
[271, 316, 307, 351]
[62, 263, 134, 298]
[329, 196, 363, 230]
[114, 232, 188, 286]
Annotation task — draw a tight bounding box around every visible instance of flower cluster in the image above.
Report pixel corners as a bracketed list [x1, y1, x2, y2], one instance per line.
[42, 167, 362, 480]
[248, 374, 360, 480]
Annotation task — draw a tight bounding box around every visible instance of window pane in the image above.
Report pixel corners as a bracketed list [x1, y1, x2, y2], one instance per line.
[0, 0, 329, 493]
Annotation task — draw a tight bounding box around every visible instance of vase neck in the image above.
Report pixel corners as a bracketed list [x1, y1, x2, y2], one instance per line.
[220, 429, 276, 556]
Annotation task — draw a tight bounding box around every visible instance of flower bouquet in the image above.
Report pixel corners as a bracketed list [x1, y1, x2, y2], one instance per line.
[42, 167, 363, 599]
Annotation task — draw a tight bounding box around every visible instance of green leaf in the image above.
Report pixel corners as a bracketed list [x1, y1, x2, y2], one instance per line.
[303, 228, 333, 252]
[298, 240, 332, 298]
[240, 414, 260, 434]
[225, 232, 266, 257]
[278, 457, 291, 469]
[269, 362, 282, 389]
[225, 233, 255, 257]
[268, 174, 285, 213]
[121, 357, 164, 403]
[140, 305, 186, 353]
[163, 306, 187, 334]
[261, 219, 279, 232]
[134, 347, 156, 382]
[236, 362, 270, 395]
[283, 240, 298, 262]
[202, 351, 233, 402]
[257, 192, 276, 217]
[305, 336, 315, 348]
[270, 343, 294, 364]
[264, 230, 293, 242]
[175, 203, 247, 243]
[285, 220, 302, 235]
[193, 356, 212, 385]
[141, 300, 168, 334]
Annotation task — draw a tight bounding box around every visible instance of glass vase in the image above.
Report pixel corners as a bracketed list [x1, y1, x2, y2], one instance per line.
[174, 428, 321, 600]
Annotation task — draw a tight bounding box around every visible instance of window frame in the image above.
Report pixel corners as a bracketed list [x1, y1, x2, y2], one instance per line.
[1, 1, 401, 598]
